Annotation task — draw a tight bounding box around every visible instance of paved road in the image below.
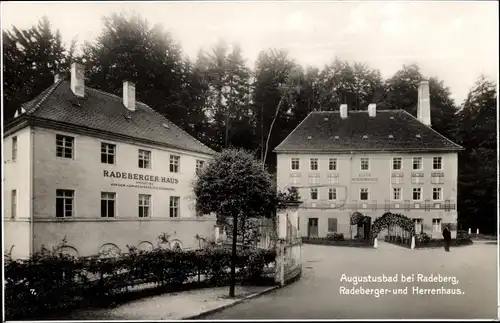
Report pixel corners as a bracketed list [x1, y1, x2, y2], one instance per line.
[201, 240, 498, 320]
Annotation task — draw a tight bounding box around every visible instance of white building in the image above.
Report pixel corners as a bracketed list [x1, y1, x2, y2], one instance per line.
[3, 63, 217, 259]
[274, 81, 463, 239]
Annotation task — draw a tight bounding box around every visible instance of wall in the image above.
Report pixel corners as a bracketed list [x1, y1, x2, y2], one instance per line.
[29, 127, 215, 256]
[3, 127, 32, 258]
[277, 151, 458, 239]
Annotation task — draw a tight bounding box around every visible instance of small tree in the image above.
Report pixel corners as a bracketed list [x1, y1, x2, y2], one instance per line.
[193, 148, 298, 297]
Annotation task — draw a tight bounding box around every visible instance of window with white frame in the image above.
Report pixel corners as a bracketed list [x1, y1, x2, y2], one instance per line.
[432, 218, 442, 232]
[11, 189, 17, 218]
[138, 194, 151, 218]
[56, 134, 74, 159]
[360, 188, 369, 200]
[169, 196, 180, 218]
[412, 157, 422, 170]
[393, 187, 402, 200]
[328, 188, 337, 200]
[411, 173, 424, 184]
[170, 155, 180, 173]
[431, 173, 445, 184]
[196, 160, 205, 173]
[391, 173, 404, 184]
[310, 188, 318, 200]
[56, 189, 74, 218]
[12, 136, 17, 162]
[291, 158, 300, 170]
[432, 187, 442, 200]
[412, 188, 422, 201]
[101, 143, 116, 164]
[360, 158, 369, 171]
[101, 192, 116, 218]
[310, 158, 319, 171]
[329, 158, 337, 171]
[138, 149, 151, 169]
[392, 157, 402, 170]
[413, 218, 423, 234]
[433, 157, 442, 170]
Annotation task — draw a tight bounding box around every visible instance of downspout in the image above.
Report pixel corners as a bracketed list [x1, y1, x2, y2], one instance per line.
[30, 127, 35, 256]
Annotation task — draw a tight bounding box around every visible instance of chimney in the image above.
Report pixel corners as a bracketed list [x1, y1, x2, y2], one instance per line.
[70, 63, 85, 97]
[417, 80, 431, 126]
[368, 103, 376, 117]
[123, 81, 136, 111]
[54, 74, 60, 84]
[340, 104, 348, 119]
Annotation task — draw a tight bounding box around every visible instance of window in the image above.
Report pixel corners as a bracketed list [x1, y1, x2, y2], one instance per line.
[329, 188, 337, 200]
[360, 188, 369, 201]
[170, 155, 180, 173]
[433, 157, 442, 170]
[101, 192, 116, 218]
[328, 218, 338, 232]
[411, 174, 424, 184]
[56, 189, 74, 218]
[138, 149, 151, 169]
[169, 196, 180, 218]
[310, 158, 318, 171]
[391, 173, 404, 184]
[310, 188, 318, 200]
[101, 143, 116, 164]
[412, 157, 422, 170]
[431, 173, 445, 184]
[392, 157, 402, 170]
[433, 187, 442, 201]
[195, 160, 205, 173]
[56, 135, 74, 159]
[360, 158, 369, 171]
[11, 190, 17, 218]
[413, 218, 423, 234]
[412, 188, 422, 201]
[138, 194, 151, 218]
[12, 136, 17, 162]
[291, 158, 300, 170]
[393, 188, 402, 200]
[329, 158, 337, 171]
[432, 218, 442, 232]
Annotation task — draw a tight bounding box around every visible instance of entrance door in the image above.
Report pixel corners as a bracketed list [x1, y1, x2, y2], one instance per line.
[307, 218, 318, 238]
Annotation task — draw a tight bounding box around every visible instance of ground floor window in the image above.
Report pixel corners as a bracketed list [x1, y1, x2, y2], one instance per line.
[432, 218, 442, 232]
[170, 196, 180, 218]
[413, 218, 423, 234]
[56, 189, 74, 218]
[138, 194, 151, 218]
[328, 218, 338, 232]
[101, 192, 116, 218]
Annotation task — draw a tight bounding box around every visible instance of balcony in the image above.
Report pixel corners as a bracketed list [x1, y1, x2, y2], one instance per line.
[299, 200, 456, 211]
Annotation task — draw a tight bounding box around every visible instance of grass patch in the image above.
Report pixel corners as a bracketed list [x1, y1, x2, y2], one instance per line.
[302, 238, 373, 248]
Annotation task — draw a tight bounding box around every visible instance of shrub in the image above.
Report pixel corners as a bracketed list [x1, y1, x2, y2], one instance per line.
[456, 230, 473, 246]
[326, 233, 345, 241]
[416, 233, 432, 244]
[4, 245, 276, 320]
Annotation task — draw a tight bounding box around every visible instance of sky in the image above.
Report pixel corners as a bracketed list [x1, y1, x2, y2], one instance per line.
[2, 1, 498, 105]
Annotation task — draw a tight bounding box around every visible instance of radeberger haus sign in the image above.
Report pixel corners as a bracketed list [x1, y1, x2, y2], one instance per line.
[103, 170, 178, 191]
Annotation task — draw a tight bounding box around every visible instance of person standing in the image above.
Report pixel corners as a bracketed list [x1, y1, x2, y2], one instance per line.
[442, 224, 451, 252]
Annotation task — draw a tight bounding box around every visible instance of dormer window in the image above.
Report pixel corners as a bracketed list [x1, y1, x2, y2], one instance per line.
[307, 136, 312, 140]
[324, 117, 329, 121]
[416, 134, 421, 138]
[388, 134, 394, 139]
[389, 116, 394, 120]
[334, 136, 339, 140]
[363, 135, 368, 139]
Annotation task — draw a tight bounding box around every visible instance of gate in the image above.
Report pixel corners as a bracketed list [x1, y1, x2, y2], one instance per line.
[275, 205, 302, 286]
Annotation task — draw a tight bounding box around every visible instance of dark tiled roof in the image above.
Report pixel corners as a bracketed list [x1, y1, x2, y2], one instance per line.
[274, 110, 463, 152]
[13, 80, 215, 155]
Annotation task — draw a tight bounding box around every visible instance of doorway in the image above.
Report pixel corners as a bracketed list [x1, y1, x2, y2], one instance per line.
[307, 218, 318, 238]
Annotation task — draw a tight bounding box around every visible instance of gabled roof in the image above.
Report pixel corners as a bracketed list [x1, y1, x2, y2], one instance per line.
[274, 110, 463, 153]
[7, 79, 215, 156]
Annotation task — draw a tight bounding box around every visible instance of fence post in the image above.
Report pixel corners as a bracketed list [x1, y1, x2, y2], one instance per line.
[476, 228, 479, 235]
[280, 240, 285, 287]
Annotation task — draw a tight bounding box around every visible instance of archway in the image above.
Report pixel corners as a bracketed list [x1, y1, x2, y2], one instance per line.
[371, 212, 414, 239]
[138, 241, 154, 252]
[56, 245, 80, 258]
[171, 239, 183, 250]
[98, 243, 121, 258]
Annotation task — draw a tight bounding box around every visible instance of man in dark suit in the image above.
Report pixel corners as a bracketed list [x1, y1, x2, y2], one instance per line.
[442, 224, 451, 252]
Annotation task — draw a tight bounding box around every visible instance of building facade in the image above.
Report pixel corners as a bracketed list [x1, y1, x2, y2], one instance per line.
[3, 63, 217, 259]
[274, 81, 463, 240]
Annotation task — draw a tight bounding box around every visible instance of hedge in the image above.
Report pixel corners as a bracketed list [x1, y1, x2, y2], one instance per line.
[384, 230, 474, 249]
[302, 236, 373, 248]
[4, 245, 276, 320]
